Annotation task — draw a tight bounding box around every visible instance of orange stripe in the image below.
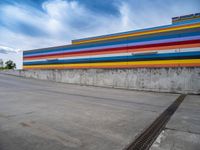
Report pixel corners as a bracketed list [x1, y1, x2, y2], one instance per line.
[24, 43, 200, 61]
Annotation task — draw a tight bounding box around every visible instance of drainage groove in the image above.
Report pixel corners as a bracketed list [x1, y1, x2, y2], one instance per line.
[124, 94, 186, 150]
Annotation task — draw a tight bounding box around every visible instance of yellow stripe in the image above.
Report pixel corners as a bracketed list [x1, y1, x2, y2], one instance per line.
[73, 23, 200, 45]
[24, 59, 200, 69]
[128, 59, 200, 65]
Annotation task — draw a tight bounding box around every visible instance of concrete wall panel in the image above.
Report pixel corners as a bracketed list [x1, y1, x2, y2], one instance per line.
[1, 67, 200, 94]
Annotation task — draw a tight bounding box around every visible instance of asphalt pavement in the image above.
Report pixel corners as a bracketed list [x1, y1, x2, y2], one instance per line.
[0, 73, 199, 150]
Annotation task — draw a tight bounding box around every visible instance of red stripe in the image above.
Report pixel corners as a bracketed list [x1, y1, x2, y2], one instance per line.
[24, 39, 200, 59]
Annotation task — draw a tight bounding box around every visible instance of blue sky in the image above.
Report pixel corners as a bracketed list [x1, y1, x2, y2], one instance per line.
[0, 0, 199, 69]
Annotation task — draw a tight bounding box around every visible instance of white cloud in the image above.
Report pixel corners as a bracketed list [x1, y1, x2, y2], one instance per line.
[0, 0, 141, 50]
[0, 45, 18, 54]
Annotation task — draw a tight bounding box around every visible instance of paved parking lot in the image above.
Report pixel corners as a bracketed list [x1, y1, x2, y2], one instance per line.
[151, 95, 200, 150]
[0, 74, 199, 150]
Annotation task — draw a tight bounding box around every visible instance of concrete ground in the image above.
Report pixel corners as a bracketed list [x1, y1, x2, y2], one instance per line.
[0, 74, 199, 150]
[151, 95, 200, 150]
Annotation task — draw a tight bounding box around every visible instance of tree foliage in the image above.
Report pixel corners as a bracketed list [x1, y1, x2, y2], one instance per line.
[5, 60, 16, 69]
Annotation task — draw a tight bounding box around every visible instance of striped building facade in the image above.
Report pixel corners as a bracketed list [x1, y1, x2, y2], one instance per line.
[23, 13, 200, 70]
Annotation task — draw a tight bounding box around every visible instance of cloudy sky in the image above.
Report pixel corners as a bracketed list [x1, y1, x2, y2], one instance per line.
[0, 0, 199, 69]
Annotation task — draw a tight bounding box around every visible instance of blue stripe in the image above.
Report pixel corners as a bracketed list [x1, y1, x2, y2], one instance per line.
[24, 31, 200, 56]
[23, 51, 200, 65]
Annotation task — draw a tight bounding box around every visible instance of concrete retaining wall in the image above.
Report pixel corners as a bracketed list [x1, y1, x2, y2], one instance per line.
[1, 67, 200, 94]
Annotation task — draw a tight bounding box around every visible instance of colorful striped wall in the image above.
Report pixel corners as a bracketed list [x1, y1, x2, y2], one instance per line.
[23, 14, 200, 70]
